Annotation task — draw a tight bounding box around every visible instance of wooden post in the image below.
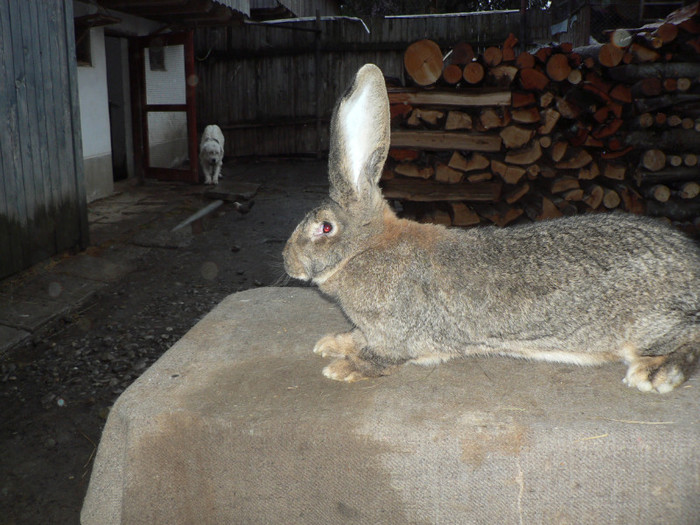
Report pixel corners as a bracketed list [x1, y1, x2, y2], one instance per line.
[520, 0, 527, 53]
[315, 10, 322, 159]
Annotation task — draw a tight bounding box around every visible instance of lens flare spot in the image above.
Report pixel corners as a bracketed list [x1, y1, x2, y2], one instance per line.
[48, 281, 62, 298]
[201, 261, 219, 280]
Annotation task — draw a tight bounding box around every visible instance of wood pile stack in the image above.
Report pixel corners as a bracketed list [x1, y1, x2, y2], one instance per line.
[384, 3, 700, 233]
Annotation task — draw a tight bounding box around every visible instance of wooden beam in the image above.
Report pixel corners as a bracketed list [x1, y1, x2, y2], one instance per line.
[388, 88, 511, 107]
[391, 130, 502, 152]
[381, 179, 501, 202]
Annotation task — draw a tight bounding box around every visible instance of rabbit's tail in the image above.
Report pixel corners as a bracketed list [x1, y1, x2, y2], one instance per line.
[623, 325, 699, 394]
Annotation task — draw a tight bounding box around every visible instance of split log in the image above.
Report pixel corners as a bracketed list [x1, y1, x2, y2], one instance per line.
[578, 162, 600, 180]
[616, 184, 645, 214]
[449, 151, 490, 172]
[391, 131, 502, 152]
[555, 149, 593, 169]
[551, 176, 580, 194]
[603, 163, 626, 181]
[563, 188, 584, 201]
[479, 108, 510, 130]
[466, 172, 492, 182]
[512, 92, 536, 108]
[488, 65, 518, 86]
[550, 141, 568, 163]
[524, 194, 563, 221]
[435, 163, 464, 184]
[406, 109, 444, 127]
[388, 149, 419, 162]
[504, 182, 531, 204]
[515, 52, 535, 69]
[539, 91, 555, 108]
[499, 126, 535, 149]
[505, 141, 542, 165]
[502, 33, 518, 62]
[381, 178, 501, 202]
[519, 68, 549, 91]
[421, 208, 452, 225]
[449, 202, 480, 226]
[394, 163, 434, 179]
[388, 89, 511, 107]
[477, 203, 523, 227]
[404, 39, 443, 86]
[444, 111, 473, 131]
[491, 160, 526, 184]
[555, 97, 580, 119]
[510, 107, 540, 124]
[538, 108, 560, 135]
[583, 184, 604, 209]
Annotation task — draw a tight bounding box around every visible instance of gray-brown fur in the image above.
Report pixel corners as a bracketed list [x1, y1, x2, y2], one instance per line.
[283, 64, 700, 393]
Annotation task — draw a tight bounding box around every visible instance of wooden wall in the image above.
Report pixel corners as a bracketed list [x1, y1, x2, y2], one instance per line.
[0, 0, 88, 279]
[195, 10, 551, 157]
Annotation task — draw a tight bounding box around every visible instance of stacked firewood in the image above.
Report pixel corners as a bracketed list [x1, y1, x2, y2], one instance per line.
[384, 3, 700, 233]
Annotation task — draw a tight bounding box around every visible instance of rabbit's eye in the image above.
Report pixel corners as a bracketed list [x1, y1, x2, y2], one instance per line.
[322, 221, 333, 234]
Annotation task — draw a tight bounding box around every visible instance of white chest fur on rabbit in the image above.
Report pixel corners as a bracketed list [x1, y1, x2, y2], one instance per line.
[283, 64, 700, 393]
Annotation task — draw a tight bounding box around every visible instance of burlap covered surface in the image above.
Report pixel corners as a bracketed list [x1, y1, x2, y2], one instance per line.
[81, 287, 699, 524]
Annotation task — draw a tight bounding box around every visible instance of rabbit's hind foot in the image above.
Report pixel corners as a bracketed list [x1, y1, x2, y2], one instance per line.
[322, 349, 406, 382]
[313, 332, 360, 358]
[323, 359, 368, 382]
[623, 342, 698, 394]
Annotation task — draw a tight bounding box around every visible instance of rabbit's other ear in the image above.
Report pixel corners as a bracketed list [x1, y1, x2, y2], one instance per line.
[328, 64, 390, 211]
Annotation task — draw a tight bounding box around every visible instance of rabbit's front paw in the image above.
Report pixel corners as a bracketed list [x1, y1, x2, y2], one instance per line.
[313, 332, 358, 358]
[322, 359, 367, 382]
[623, 356, 685, 394]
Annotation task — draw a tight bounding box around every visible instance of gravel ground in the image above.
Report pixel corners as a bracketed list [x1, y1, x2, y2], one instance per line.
[0, 159, 327, 524]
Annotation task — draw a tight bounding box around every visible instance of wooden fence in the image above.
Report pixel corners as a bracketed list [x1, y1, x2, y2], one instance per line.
[194, 10, 552, 157]
[0, 0, 88, 279]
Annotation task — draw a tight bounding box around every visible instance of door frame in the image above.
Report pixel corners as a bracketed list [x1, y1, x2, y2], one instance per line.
[129, 31, 198, 183]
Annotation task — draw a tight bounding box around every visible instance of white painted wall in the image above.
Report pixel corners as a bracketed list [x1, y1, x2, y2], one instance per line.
[76, 26, 111, 160]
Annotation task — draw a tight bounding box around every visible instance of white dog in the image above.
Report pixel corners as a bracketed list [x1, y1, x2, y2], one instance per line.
[199, 124, 225, 184]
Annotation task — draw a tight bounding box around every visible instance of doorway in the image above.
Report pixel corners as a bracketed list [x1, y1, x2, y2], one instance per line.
[105, 35, 132, 182]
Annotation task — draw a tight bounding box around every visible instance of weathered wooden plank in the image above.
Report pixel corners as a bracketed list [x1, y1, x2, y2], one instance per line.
[381, 178, 502, 202]
[391, 130, 503, 152]
[0, 1, 22, 276]
[388, 88, 511, 107]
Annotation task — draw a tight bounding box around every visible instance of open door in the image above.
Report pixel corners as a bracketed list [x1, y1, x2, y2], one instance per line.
[130, 31, 198, 182]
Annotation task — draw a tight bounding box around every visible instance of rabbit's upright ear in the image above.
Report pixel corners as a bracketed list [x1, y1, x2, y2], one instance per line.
[328, 64, 390, 211]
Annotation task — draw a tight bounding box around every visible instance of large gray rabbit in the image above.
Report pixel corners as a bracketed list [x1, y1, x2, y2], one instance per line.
[283, 64, 700, 393]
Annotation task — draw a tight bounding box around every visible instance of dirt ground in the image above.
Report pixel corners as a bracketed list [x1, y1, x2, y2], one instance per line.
[0, 159, 328, 524]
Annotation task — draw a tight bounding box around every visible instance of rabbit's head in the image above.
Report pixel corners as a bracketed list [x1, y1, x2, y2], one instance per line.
[283, 64, 391, 284]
